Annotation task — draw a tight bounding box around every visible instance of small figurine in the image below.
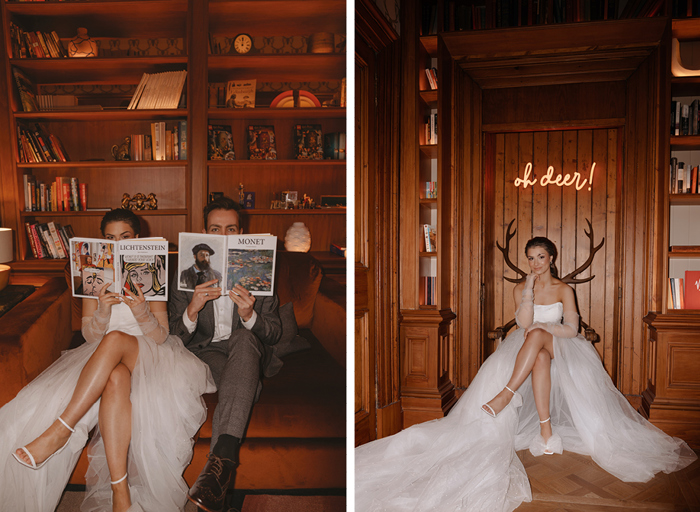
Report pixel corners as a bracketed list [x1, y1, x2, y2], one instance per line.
[112, 137, 131, 161]
[239, 183, 245, 206]
[146, 193, 158, 210]
[122, 192, 158, 210]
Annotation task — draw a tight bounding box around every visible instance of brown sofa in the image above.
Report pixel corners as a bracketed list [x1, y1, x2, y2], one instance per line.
[65, 251, 347, 492]
[0, 278, 73, 408]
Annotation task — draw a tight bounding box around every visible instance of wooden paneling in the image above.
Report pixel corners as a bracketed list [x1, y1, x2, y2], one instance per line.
[484, 128, 620, 372]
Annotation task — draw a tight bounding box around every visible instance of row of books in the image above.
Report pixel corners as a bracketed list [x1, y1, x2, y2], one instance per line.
[23, 175, 87, 212]
[672, 0, 700, 17]
[670, 100, 700, 136]
[668, 271, 700, 309]
[25, 221, 75, 260]
[17, 124, 69, 163]
[420, 276, 438, 306]
[128, 70, 187, 110]
[424, 113, 438, 145]
[131, 121, 187, 161]
[208, 124, 345, 161]
[423, 0, 662, 34]
[424, 68, 438, 90]
[669, 157, 700, 194]
[9, 21, 66, 59]
[424, 181, 438, 199]
[423, 224, 437, 253]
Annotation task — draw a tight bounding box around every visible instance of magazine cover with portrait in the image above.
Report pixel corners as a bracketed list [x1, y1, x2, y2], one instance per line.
[69, 237, 168, 301]
[177, 232, 276, 295]
[177, 232, 227, 292]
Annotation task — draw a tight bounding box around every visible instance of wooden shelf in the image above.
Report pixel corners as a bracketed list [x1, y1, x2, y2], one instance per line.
[420, 35, 437, 56]
[420, 144, 438, 158]
[669, 194, 700, 205]
[4, 0, 188, 39]
[671, 76, 700, 96]
[670, 135, 700, 150]
[243, 208, 345, 215]
[20, 209, 188, 217]
[420, 90, 438, 107]
[208, 107, 345, 119]
[419, 251, 437, 257]
[207, 54, 346, 82]
[419, 198, 438, 205]
[208, 0, 346, 36]
[207, 159, 345, 167]
[669, 248, 700, 258]
[18, 161, 186, 169]
[672, 18, 700, 40]
[10, 57, 188, 85]
[15, 109, 188, 121]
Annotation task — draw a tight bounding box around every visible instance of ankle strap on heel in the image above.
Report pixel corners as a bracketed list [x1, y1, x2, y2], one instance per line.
[539, 417, 551, 424]
[504, 385, 516, 395]
[57, 416, 75, 434]
[111, 473, 127, 485]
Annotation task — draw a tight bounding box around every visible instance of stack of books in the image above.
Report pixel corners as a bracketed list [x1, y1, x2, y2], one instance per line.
[17, 124, 68, 163]
[128, 70, 187, 110]
[24, 221, 74, 260]
[23, 175, 87, 212]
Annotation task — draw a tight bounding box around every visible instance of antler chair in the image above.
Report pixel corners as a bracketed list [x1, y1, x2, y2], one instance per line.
[487, 219, 604, 344]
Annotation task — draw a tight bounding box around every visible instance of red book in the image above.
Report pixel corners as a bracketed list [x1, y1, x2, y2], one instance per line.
[685, 271, 700, 310]
[62, 182, 71, 211]
[79, 183, 87, 211]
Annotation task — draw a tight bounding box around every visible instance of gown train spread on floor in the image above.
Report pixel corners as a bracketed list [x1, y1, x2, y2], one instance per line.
[0, 303, 216, 512]
[355, 303, 697, 512]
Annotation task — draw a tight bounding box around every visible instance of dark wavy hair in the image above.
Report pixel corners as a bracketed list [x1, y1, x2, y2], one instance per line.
[525, 237, 558, 278]
[100, 208, 141, 237]
[203, 195, 242, 229]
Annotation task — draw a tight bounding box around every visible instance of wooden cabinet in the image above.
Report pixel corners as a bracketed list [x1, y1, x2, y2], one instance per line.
[0, 0, 346, 277]
[643, 17, 700, 448]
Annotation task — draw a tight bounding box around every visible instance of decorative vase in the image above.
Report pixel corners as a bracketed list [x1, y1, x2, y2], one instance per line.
[68, 28, 98, 58]
[284, 222, 311, 252]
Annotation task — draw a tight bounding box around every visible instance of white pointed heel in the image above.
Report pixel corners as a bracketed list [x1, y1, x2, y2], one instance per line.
[482, 385, 522, 418]
[12, 416, 75, 469]
[529, 417, 563, 457]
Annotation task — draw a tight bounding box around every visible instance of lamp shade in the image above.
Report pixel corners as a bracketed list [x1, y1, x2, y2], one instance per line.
[0, 228, 13, 263]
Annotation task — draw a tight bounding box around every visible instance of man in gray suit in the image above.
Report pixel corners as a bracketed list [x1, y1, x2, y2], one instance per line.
[169, 196, 282, 512]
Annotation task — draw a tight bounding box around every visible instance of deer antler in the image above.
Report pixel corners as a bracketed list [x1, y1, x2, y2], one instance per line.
[496, 219, 528, 283]
[561, 219, 605, 284]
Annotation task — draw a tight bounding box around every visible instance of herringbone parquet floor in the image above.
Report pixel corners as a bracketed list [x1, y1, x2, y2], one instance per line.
[515, 449, 700, 512]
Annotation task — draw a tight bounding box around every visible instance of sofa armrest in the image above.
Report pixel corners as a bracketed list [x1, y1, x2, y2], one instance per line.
[310, 276, 346, 368]
[0, 277, 72, 407]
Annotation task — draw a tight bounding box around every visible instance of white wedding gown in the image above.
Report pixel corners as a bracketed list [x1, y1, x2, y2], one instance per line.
[0, 303, 216, 512]
[355, 303, 697, 512]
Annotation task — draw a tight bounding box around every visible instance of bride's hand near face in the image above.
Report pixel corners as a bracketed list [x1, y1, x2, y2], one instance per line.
[96, 282, 122, 315]
[525, 273, 539, 289]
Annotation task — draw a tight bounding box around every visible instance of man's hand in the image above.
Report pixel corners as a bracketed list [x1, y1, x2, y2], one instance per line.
[229, 284, 255, 322]
[187, 279, 221, 322]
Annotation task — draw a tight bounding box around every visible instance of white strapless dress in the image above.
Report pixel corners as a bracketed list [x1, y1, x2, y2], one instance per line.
[0, 303, 216, 512]
[355, 303, 697, 512]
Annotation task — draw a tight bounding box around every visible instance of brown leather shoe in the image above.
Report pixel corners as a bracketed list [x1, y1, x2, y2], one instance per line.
[187, 453, 236, 512]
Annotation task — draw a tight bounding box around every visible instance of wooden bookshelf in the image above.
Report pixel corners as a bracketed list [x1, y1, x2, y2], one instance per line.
[0, 0, 346, 263]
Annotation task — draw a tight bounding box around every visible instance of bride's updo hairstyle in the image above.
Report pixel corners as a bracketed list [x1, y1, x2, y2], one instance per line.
[100, 208, 142, 237]
[525, 236, 559, 278]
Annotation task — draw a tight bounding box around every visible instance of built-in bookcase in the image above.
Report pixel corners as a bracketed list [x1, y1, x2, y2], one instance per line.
[0, 0, 346, 277]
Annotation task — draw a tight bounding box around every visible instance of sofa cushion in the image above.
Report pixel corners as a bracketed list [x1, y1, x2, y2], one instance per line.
[198, 332, 345, 440]
[274, 252, 322, 329]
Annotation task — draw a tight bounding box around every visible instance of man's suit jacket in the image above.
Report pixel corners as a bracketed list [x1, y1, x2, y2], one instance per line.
[179, 266, 222, 290]
[168, 287, 282, 376]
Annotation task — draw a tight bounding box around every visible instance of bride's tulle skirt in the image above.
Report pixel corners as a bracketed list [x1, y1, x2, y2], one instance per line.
[0, 333, 216, 512]
[355, 327, 697, 512]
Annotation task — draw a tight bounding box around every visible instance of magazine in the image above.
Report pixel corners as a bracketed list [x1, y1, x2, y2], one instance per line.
[294, 124, 323, 160]
[208, 124, 236, 160]
[247, 125, 277, 160]
[178, 232, 277, 296]
[225, 79, 256, 108]
[69, 237, 168, 301]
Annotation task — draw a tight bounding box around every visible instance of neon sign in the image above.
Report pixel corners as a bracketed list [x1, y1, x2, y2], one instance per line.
[514, 162, 596, 191]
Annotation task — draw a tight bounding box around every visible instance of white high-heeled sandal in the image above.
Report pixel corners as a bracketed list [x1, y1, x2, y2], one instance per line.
[529, 417, 563, 456]
[13, 416, 75, 469]
[482, 386, 522, 418]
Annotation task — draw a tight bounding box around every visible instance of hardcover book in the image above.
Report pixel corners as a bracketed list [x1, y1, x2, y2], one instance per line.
[12, 67, 39, 112]
[208, 124, 236, 160]
[178, 232, 277, 296]
[685, 271, 700, 309]
[69, 237, 168, 301]
[294, 124, 323, 160]
[247, 125, 277, 160]
[225, 79, 256, 108]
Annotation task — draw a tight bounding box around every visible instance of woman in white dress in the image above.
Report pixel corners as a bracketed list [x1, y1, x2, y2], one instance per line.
[0, 209, 216, 512]
[355, 237, 697, 512]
